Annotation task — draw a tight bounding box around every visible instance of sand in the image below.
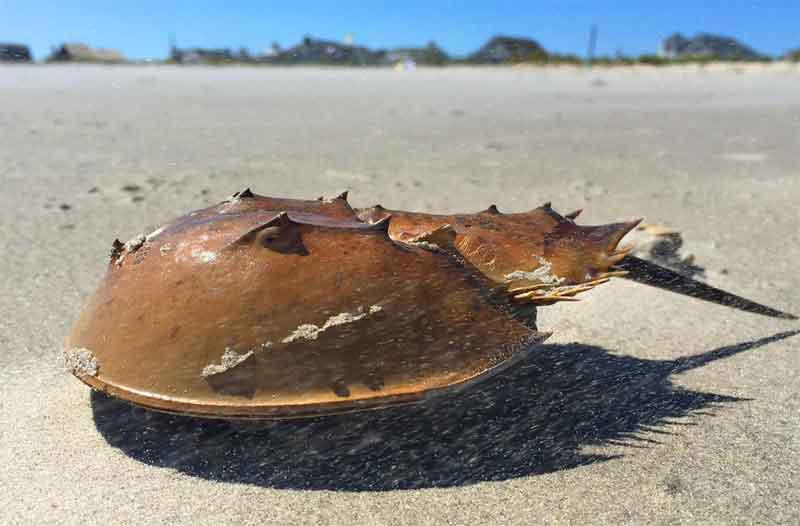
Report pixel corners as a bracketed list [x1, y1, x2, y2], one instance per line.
[1, 64, 798, 525]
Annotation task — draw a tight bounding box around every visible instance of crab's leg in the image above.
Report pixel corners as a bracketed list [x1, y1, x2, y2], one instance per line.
[509, 276, 614, 296]
[509, 281, 600, 306]
[616, 255, 797, 320]
[507, 272, 625, 305]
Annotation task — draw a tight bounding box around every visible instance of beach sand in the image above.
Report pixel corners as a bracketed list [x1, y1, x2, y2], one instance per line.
[1, 64, 798, 525]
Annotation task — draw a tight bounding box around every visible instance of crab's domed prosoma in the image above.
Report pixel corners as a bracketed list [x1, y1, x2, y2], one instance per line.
[65, 190, 547, 419]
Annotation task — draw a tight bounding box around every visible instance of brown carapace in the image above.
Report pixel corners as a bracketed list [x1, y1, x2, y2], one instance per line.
[64, 189, 795, 419]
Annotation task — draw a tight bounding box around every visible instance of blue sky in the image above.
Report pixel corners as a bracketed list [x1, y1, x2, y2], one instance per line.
[1, 1, 798, 60]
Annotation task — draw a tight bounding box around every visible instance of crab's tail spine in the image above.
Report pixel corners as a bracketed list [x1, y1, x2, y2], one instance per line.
[615, 255, 797, 320]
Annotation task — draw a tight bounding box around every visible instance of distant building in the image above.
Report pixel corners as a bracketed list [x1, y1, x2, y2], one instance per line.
[387, 41, 449, 66]
[170, 46, 236, 64]
[49, 43, 126, 63]
[468, 35, 547, 63]
[0, 43, 32, 62]
[785, 48, 800, 62]
[660, 33, 765, 60]
[268, 36, 386, 65]
[262, 42, 282, 58]
[661, 34, 690, 58]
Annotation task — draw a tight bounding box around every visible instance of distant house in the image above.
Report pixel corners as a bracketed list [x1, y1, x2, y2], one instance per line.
[49, 43, 126, 63]
[661, 34, 690, 58]
[660, 33, 765, 60]
[170, 46, 236, 64]
[268, 36, 386, 65]
[785, 48, 800, 62]
[387, 41, 449, 66]
[0, 43, 32, 62]
[261, 42, 282, 57]
[468, 35, 547, 63]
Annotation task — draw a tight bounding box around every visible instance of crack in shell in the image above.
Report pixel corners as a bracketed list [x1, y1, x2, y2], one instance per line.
[145, 226, 166, 241]
[61, 347, 98, 377]
[504, 256, 564, 284]
[409, 240, 441, 252]
[202, 348, 255, 377]
[201, 341, 274, 378]
[191, 247, 218, 263]
[124, 234, 146, 253]
[282, 305, 383, 344]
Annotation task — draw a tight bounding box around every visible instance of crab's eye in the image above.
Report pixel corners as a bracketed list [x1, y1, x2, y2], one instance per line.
[255, 224, 307, 255]
[258, 226, 282, 244]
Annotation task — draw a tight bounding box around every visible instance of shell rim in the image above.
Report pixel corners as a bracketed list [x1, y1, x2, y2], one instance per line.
[74, 331, 550, 420]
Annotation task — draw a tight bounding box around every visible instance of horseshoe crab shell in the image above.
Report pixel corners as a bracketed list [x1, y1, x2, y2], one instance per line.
[65, 191, 547, 419]
[65, 189, 794, 420]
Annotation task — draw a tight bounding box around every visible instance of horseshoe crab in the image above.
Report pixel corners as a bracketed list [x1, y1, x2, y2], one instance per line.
[64, 190, 795, 419]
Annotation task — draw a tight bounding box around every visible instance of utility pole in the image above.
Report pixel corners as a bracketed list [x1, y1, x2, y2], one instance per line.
[587, 24, 598, 67]
[168, 33, 177, 62]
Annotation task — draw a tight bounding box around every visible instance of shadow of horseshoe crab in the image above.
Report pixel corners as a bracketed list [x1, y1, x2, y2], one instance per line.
[91, 330, 798, 491]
